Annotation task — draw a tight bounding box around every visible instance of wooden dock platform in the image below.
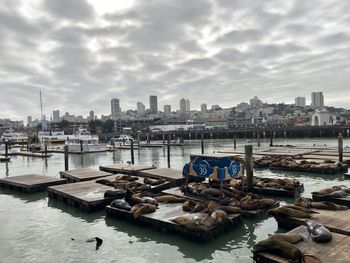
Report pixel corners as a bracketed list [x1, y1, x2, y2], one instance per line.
[0, 174, 66, 193]
[60, 168, 112, 183]
[137, 168, 186, 185]
[254, 226, 350, 263]
[1, 151, 53, 158]
[99, 163, 156, 174]
[312, 193, 350, 208]
[106, 202, 242, 241]
[252, 185, 303, 198]
[273, 207, 350, 236]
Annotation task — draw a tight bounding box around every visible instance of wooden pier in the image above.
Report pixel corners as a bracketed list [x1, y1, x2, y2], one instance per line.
[60, 168, 112, 183]
[254, 226, 350, 263]
[1, 151, 52, 158]
[137, 168, 186, 185]
[0, 174, 66, 193]
[312, 193, 350, 208]
[273, 207, 350, 236]
[106, 202, 242, 241]
[99, 163, 156, 174]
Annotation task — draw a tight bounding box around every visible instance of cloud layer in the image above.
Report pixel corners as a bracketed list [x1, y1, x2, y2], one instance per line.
[1, 0, 350, 120]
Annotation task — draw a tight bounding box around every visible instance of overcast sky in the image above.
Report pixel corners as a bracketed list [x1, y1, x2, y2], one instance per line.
[1, 0, 350, 120]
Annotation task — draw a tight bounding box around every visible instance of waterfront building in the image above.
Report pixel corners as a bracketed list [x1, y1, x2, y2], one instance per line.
[295, 96, 306, 107]
[201, 103, 207, 113]
[149, 95, 158, 114]
[137, 102, 146, 116]
[311, 108, 331, 126]
[111, 98, 121, 119]
[164, 105, 171, 115]
[311, 92, 324, 108]
[53, 110, 60, 123]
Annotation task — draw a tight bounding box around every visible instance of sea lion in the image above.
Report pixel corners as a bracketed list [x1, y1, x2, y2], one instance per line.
[172, 216, 207, 232]
[200, 215, 216, 228]
[130, 184, 152, 193]
[154, 195, 186, 203]
[216, 206, 241, 214]
[283, 205, 317, 214]
[268, 233, 303, 244]
[144, 177, 164, 185]
[115, 174, 131, 181]
[268, 207, 312, 218]
[200, 188, 223, 197]
[191, 201, 208, 213]
[95, 179, 115, 187]
[110, 199, 131, 211]
[182, 200, 196, 211]
[211, 209, 227, 223]
[142, 197, 158, 207]
[295, 197, 312, 208]
[324, 190, 348, 198]
[133, 204, 156, 219]
[253, 239, 303, 261]
[104, 189, 126, 199]
[310, 201, 348, 210]
[312, 188, 334, 196]
[125, 189, 144, 205]
[306, 220, 332, 243]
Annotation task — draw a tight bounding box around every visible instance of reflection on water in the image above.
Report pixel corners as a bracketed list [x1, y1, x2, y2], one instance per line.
[0, 138, 350, 262]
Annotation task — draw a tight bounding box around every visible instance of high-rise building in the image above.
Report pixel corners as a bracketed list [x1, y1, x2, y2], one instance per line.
[111, 98, 120, 119]
[211, 104, 221, 110]
[52, 110, 60, 122]
[89, 110, 94, 121]
[164, 105, 171, 115]
[180, 98, 186, 114]
[295, 97, 306, 107]
[137, 102, 146, 116]
[249, 96, 263, 109]
[27, 116, 32, 126]
[149, 95, 158, 114]
[311, 92, 324, 108]
[201, 103, 207, 113]
[185, 99, 190, 112]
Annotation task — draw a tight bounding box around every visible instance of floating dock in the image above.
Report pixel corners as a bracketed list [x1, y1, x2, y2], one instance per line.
[273, 207, 350, 236]
[312, 193, 350, 208]
[252, 184, 304, 198]
[60, 168, 112, 183]
[106, 202, 242, 241]
[253, 226, 350, 263]
[1, 151, 53, 158]
[137, 168, 186, 185]
[99, 163, 156, 174]
[0, 174, 66, 193]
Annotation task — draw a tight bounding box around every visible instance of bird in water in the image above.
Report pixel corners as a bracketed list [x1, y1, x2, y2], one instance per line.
[71, 237, 104, 251]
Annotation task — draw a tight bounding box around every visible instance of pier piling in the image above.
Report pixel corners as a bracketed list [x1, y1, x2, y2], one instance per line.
[338, 133, 343, 163]
[257, 132, 260, 147]
[245, 145, 253, 192]
[167, 135, 171, 168]
[64, 145, 69, 171]
[234, 138, 237, 150]
[5, 142, 8, 157]
[44, 142, 48, 156]
[269, 131, 273, 147]
[80, 140, 83, 152]
[201, 133, 204, 154]
[131, 139, 135, 164]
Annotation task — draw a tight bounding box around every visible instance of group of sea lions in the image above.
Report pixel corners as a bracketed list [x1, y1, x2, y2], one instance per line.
[230, 176, 302, 191]
[253, 232, 323, 263]
[312, 185, 350, 198]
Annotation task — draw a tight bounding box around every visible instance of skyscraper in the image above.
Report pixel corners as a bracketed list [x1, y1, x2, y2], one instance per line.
[311, 92, 324, 108]
[89, 110, 94, 121]
[164, 105, 171, 115]
[180, 98, 186, 114]
[27, 116, 32, 126]
[295, 96, 306, 107]
[52, 110, 60, 122]
[149, 95, 158, 114]
[111, 98, 120, 119]
[137, 102, 146, 116]
[201, 103, 207, 113]
[185, 99, 190, 112]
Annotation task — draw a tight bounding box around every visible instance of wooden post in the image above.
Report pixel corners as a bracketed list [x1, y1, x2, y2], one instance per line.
[44, 141, 47, 156]
[245, 145, 253, 192]
[257, 132, 260, 147]
[269, 131, 273, 146]
[234, 138, 237, 150]
[80, 140, 83, 152]
[147, 133, 150, 144]
[338, 133, 343, 163]
[162, 133, 165, 145]
[64, 145, 69, 171]
[5, 142, 8, 157]
[201, 133, 204, 154]
[167, 135, 171, 168]
[130, 139, 135, 164]
[113, 140, 115, 151]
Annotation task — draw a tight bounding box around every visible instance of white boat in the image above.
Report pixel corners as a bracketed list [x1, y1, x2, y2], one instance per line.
[65, 128, 106, 153]
[1, 129, 28, 143]
[112, 134, 138, 145]
[38, 131, 67, 144]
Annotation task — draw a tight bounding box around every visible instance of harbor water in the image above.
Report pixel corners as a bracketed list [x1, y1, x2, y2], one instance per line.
[1, 138, 350, 263]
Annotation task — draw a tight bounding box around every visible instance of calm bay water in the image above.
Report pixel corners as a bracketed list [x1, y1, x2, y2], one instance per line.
[1, 138, 350, 263]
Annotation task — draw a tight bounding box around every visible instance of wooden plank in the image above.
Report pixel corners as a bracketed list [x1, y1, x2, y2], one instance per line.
[99, 163, 156, 174]
[273, 208, 350, 236]
[0, 174, 66, 193]
[138, 168, 186, 185]
[106, 202, 241, 241]
[254, 226, 350, 263]
[59, 168, 112, 183]
[312, 193, 350, 208]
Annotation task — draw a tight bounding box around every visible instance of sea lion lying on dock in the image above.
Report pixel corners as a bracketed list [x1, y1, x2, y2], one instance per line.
[154, 195, 186, 203]
[131, 204, 156, 219]
[125, 189, 158, 206]
[104, 189, 126, 199]
[172, 215, 208, 232]
[96, 179, 115, 187]
[268, 206, 312, 218]
[324, 190, 348, 198]
[306, 220, 332, 243]
[110, 199, 131, 211]
[143, 177, 166, 186]
[267, 233, 303, 244]
[115, 175, 139, 182]
[295, 197, 348, 210]
[211, 209, 228, 223]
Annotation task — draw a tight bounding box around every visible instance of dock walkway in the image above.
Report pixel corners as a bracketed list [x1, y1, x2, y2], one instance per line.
[60, 168, 112, 183]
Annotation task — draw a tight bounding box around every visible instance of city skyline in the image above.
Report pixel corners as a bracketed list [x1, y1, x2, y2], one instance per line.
[1, 0, 350, 120]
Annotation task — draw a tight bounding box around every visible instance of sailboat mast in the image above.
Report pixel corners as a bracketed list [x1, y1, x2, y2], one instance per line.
[40, 90, 43, 131]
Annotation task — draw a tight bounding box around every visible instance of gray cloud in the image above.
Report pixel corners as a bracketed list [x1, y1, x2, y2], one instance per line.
[0, 0, 350, 120]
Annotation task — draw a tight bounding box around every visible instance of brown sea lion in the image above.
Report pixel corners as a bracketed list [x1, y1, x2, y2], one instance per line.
[200, 215, 216, 228]
[182, 200, 196, 212]
[200, 188, 223, 197]
[216, 206, 241, 214]
[268, 233, 303, 244]
[131, 184, 152, 193]
[191, 201, 208, 213]
[211, 209, 227, 223]
[264, 182, 282, 189]
[312, 188, 334, 196]
[154, 195, 186, 203]
[95, 179, 115, 187]
[311, 201, 348, 210]
[284, 205, 318, 214]
[295, 197, 312, 208]
[172, 216, 207, 232]
[268, 207, 312, 218]
[125, 189, 144, 205]
[253, 239, 303, 262]
[133, 204, 156, 219]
